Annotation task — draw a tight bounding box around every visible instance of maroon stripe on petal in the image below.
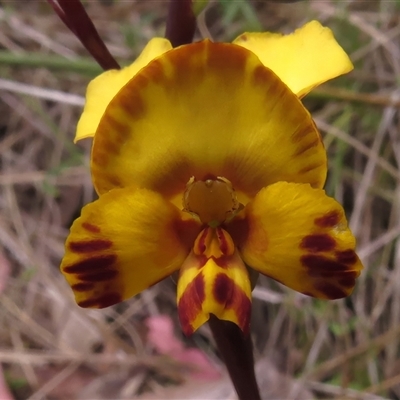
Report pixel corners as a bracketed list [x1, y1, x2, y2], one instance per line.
[212, 273, 251, 335]
[300, 234, 336, 252]
[314, 210, 340, 228]
[195, 228, 209, 254]
[77, 292, 122, 308]
[315, 282, 348, 299]
[82, 222, 101, 233]
[63, 254, 117, 273]
[213, 273, 232, 305]
[78, 269, 118, 282]
[71, 282, 95, 292]
[226, 286, 251, 336]
[301, 255, 348, 272]
[77, 298, 98, 308]
[292, 137, 319, 156]
[69, 239, 112, 253]
[178, 273, 205, 336]
[96, 292, 123, 308]
[335, 250, 358, 265]
[338, 276, 357, 289]
[217, 228, 229, 255]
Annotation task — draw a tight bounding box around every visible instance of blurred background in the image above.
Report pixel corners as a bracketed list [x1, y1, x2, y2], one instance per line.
[0, 0, 399, 398]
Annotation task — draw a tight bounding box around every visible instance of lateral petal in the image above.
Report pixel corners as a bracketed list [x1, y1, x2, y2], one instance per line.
[233, 21, 353, 97]
[237, 182, 363, 299]
[75, 38, 172, 142]
[61, 187, 200, 308]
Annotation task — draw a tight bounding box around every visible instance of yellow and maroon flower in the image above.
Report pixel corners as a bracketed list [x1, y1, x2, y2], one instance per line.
[61, 21, 363, 336]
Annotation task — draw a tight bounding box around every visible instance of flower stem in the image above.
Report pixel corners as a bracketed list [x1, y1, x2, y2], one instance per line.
[165, 0, 197, 47]
[47, 0, 120, 71]
[208, 315, 261, 400]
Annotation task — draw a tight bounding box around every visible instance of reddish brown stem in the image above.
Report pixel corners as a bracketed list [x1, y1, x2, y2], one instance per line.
[47, 0, 120, 71]
[209, 316, 261, 400]
[165, 0, 197, 47]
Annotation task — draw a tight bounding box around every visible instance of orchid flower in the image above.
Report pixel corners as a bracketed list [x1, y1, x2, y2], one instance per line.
[60, 21, 363, 336]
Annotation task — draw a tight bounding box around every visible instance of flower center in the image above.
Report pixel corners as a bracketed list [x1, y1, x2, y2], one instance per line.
[183, 176, 243, 227]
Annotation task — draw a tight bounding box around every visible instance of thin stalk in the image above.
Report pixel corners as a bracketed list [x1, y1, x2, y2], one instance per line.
[165, 0, 197, 47]
[208, 316, 261, 400]
[47, 0, 120, 70]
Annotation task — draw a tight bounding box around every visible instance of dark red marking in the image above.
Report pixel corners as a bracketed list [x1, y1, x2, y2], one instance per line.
[212, 273, 251, 334]
[213, 273, 232, 305]
[197, 254, 231, 270]
[338, 276, 357, 289]
[97, 292, 123, 307]
[293, 137, 319, 156]
[207, 42, 248, 74]
[213, 255, 230, 269]
[103, 115, 129, 142]
[335, 270, 359, 287]
[106, 174, 122, 187]
[291, 125, 314, 143]
[78, 269, 118, 282]
[196, 254, 208, 269]
[226, 286, 251, 335]
[117, 89, 146, 121]
[174, 217, 202, 250]
[301, 255, 348, 273]
[298, 161, 325, 174]
[72, 282, 95, 292]
[217, 228, 229, 255]
[196, 228, 209, 254]
[103, 138, 120, 156]
[315, 282, 347, 299]
[314, 210, 340, 228]
[300, 234, 336, 253]
[69, 239, 112, 253]
[77, 298, 98, 308]
[335, 250, 358, 265]
[63, 254, 117, 274]
[194, 273, 206, 304]
[91, 151, 107, 168]
[82, 222, 101, 233]
[178, 273, 205, 336]
[139, 59, 167, 86]
[252, 64, 270, 87]
[225, 217, 249, 249]
[78, 292, 122, 308]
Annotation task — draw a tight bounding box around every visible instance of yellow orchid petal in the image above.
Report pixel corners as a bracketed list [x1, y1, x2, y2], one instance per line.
[177, 227, 251, 336]
[61, 187, 200, 308]
[75, 38, 172, 142]
[92, 40, 327, 204]
[235, 182, 363, 299]
[233, 20, 353, 97]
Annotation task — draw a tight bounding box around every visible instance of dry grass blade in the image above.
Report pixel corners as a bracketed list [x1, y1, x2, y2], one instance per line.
[0, 78, 84, 106]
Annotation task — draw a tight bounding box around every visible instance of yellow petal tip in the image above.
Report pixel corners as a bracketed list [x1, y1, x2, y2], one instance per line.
[234, 20, 353, 97]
